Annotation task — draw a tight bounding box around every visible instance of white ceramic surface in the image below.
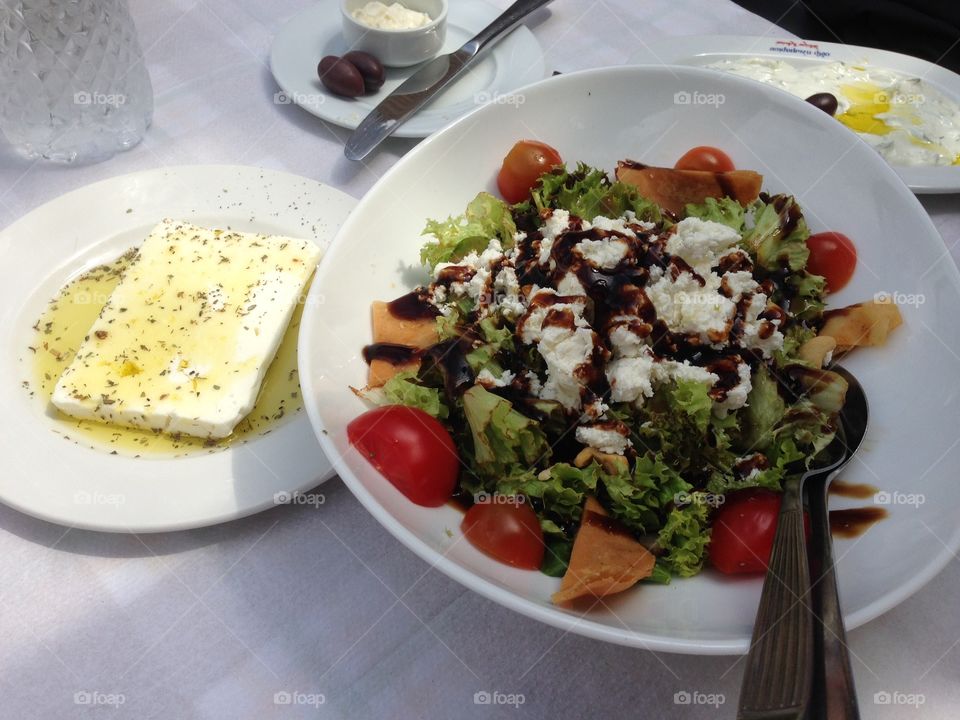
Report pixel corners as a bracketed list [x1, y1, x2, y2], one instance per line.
[299, 65, 960, 653]
[340, 0, 447, 68]
[270, 0, 544, 138]
[627, 35, 960, 194]
[0, 165, 356, 533]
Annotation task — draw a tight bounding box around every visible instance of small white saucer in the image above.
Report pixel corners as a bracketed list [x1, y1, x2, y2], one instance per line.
[269, 0, 546, 138]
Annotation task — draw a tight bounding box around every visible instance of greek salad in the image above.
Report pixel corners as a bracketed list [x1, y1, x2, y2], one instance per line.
[348, 142, 902, 604]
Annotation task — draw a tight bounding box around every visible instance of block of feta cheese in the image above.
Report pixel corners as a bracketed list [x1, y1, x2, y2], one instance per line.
[52, 219, 322, 439]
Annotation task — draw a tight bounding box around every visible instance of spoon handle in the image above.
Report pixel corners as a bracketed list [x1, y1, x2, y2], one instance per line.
[738, 474, 812, 720]
[809, 480, 861, 719]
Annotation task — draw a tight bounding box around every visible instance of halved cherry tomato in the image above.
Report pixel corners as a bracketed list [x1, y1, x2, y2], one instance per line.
[674, 146, 736, 173]
[806, 231, 857, 292]
[496, 140, 563, 204]
[710, 490, 810, 574]
[462, 497, 545, 569]
[347, 406, 459, 507]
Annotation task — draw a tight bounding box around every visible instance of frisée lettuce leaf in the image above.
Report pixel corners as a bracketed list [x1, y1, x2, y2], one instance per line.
[657, 499, 711, 577]
[744, 194, 810, 271]
[683, 196, 746, 232]
[381, 371, 448, 420]
[420, 192, 517, 269]
[462, 384, 550, 478]
[527, 163, 663, 224]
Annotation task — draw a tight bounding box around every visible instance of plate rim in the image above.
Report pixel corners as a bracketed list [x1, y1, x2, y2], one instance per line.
[299, 64, 960, 653]
[0, 164, 355, 533]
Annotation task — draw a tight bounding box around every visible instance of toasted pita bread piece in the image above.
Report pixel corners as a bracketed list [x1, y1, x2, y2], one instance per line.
[367, 358, 421, 388]
[552, 497, 655, 605]
[367, 300, 439, 387]
[819, 300, 902, 352]
[798, 336, 837, 368]
[615, 162, 762, 216]
[371, 300, 439, 348]
[573, 447, 629, 475]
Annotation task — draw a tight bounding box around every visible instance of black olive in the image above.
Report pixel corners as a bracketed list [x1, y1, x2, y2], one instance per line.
[805, 92, 839, 117]
[318, 55, 364, 98]
[343, 51, 386, 93]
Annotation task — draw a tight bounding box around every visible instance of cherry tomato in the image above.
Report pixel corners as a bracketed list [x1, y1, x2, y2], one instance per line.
[496, 140, 563, 204]
[710, 490, 810, 575]
[462, 498, 545, 569]
[674, 146, 736, 173]
[347, 406, 459, 507]
[806, 231, 857, 292]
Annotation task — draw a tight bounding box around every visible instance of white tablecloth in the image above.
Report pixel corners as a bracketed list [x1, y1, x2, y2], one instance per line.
[1, 1, 959, 718]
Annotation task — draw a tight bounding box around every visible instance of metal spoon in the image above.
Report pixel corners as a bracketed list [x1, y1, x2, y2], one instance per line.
[807, 365, 869, 720]
[737, 368, 863, 720]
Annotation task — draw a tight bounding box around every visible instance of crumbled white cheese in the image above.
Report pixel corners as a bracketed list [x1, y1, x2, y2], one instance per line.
[739, 293, 784, 357]
[525, 371, 542, 395]
[576, 424, 632, 455]
[623, 210, 656, 231]
[646, 267, 735, 344]
[479, 239, 505, 266]
[575, 236, 629, 269]
[654, 359, 720, 387]
[492, 266, 525, 320]
[606, 352, 656, 404]
[584, 399, 609, 420]
[608, 321, 646, 358]
[519, 288, 596, 410]
[537, 325, 595, 410]
[723, 270, 760, 300]
[538, 209, 582, 267]
[556, 271, 587, 297]
[435, 239, 505, 305]
[538, 237, 554, 266]
[519, 289, 589, 344]
[589, 215, 637, 237]
[667, 217, 742, 274]
[715, 362, 753, 416]
[541, 209, 575, 241]
[476, 367, 516, 388]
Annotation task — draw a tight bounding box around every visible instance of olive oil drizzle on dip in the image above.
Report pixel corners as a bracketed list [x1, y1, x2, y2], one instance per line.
[25, 250, 305, 457]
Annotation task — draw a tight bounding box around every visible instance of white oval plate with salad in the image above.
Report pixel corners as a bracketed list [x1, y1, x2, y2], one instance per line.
[300, 66, 960, 653]
[269, 0, 545, 138]
[0, 166, 355, 532]
[628, 35, 960, 194]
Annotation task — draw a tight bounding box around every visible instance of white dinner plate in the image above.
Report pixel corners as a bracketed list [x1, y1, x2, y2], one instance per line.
[299, 66, 960, 653]
[628, 35, 960, 194]
[0, 165, 355, 532]
[269, 0, 545, 138]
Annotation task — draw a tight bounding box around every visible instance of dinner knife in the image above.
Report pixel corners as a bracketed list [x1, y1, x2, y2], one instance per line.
[344, 0, 553, 161]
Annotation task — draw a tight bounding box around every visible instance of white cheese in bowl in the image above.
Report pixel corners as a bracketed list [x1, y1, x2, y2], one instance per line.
[351, 1, 432, 30]
[51, 220, 322, 439]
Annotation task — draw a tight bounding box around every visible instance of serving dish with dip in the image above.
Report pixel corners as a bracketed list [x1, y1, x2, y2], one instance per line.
[628, 35, 960, 194]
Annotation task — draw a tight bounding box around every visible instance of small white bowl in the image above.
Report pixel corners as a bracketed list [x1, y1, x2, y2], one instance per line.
[340, 0, 448, 68]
